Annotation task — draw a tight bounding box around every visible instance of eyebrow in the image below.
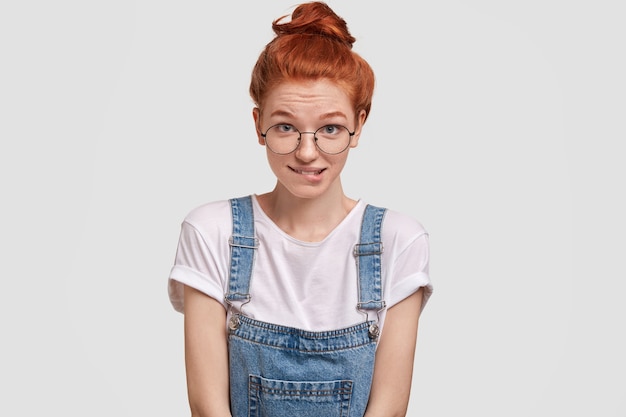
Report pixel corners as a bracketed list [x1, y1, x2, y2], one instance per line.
[268, 110, 348, 120]
[268, 110, 294, 118]
[319, 111, 348, 121]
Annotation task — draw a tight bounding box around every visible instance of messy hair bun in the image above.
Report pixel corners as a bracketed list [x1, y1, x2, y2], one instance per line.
[250, 2, 375, 120]
[272, 2, 356, 48]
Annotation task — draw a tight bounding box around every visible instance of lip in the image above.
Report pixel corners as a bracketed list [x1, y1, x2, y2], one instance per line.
[289, 166, 326, 176]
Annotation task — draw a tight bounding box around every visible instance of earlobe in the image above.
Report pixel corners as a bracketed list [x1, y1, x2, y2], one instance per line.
[252, 107, 265, 145]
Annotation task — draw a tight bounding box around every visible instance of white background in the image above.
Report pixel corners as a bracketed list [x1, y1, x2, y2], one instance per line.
[1, 0, 625, 415]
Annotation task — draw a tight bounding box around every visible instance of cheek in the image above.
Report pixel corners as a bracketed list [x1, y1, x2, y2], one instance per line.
[325, 153, 350, 174]
[332, 151, 350, 165]
[265, 150, 283, 172]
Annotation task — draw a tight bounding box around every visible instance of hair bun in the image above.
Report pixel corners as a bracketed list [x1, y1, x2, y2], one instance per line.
[272, 2, 355, 48]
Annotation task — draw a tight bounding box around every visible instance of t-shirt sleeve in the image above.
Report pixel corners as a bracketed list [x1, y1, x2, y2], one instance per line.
[386, 232, 432, 312]
[168, 220, 228, 313]
[383, 211, 433, 312]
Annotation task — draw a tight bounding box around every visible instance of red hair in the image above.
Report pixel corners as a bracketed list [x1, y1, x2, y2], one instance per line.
[249, 2, 375, 120]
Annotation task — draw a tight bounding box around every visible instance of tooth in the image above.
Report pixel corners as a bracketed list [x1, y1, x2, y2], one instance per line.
[294, 168, 322, 175]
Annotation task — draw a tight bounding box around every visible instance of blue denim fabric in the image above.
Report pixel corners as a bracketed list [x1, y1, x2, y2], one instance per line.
[226, 196, 386, 417]
[355, 204, 386, 313]
[225, 195, 258, 306]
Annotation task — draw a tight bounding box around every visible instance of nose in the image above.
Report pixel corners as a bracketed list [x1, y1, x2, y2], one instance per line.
[295, 132, 319, 160]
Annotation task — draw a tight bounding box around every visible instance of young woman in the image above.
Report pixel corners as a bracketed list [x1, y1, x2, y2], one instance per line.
[168, 2, 433, 416]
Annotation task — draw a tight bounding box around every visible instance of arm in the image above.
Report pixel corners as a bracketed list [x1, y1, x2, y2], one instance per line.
[183, 284, 232, 417]
[364, 288, 425, 417]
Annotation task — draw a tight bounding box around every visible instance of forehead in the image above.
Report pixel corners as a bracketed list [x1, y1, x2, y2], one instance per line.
[262, 79, 354, 119]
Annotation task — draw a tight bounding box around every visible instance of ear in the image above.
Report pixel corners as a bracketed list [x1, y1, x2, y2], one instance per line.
[349, 109, 367, 149]
[252, 107, 265, 146]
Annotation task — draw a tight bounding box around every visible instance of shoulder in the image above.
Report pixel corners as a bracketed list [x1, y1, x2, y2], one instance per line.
[181, 198, 233, 237]
[184, 199, 231, 223]
[380, 207, 429, 243]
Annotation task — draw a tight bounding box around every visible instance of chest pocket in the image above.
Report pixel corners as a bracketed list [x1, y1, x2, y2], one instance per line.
[249, 376, 352, 417]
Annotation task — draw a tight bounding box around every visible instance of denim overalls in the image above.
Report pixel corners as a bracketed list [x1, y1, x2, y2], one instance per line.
[225, 196, 387, 417]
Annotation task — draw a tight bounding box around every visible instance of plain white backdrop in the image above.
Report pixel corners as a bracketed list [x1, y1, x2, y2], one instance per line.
[1, 0, 624, 415]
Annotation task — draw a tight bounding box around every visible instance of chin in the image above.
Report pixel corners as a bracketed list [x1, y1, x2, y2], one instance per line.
[279, 182, 331, 200]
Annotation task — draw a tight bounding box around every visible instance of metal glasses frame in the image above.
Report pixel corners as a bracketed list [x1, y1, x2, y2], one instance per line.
[261, 124, 355, 155]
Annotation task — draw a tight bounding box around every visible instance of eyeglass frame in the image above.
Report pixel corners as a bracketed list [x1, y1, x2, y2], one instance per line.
[260, 124, 356, 155]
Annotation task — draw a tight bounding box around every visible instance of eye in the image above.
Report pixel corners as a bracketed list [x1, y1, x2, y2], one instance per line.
[276, 124, 295, 133]
[321, 125, 340, 135]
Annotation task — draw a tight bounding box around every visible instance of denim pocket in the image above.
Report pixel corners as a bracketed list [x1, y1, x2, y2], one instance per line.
[248, 375, 353, 417]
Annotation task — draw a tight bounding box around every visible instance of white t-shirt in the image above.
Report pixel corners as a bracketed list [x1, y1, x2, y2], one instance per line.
[168, 195, 432, 333]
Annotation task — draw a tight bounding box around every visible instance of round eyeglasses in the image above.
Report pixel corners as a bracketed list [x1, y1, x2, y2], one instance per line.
[261, 124, 355, 155]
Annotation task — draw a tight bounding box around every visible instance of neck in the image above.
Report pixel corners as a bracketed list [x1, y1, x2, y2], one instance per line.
[256, 183, 357, 242]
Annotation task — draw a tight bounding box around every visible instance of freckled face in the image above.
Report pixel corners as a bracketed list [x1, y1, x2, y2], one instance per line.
[253, 79, 365, 200]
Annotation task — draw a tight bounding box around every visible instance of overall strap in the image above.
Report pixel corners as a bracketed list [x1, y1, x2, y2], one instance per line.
[225, 195, 258, 306]
[354, 204, 387, 318]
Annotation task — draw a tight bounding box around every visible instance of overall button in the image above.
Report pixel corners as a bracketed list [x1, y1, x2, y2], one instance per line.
[229, 315, 241, 331]
[368, 323, 380, 339]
